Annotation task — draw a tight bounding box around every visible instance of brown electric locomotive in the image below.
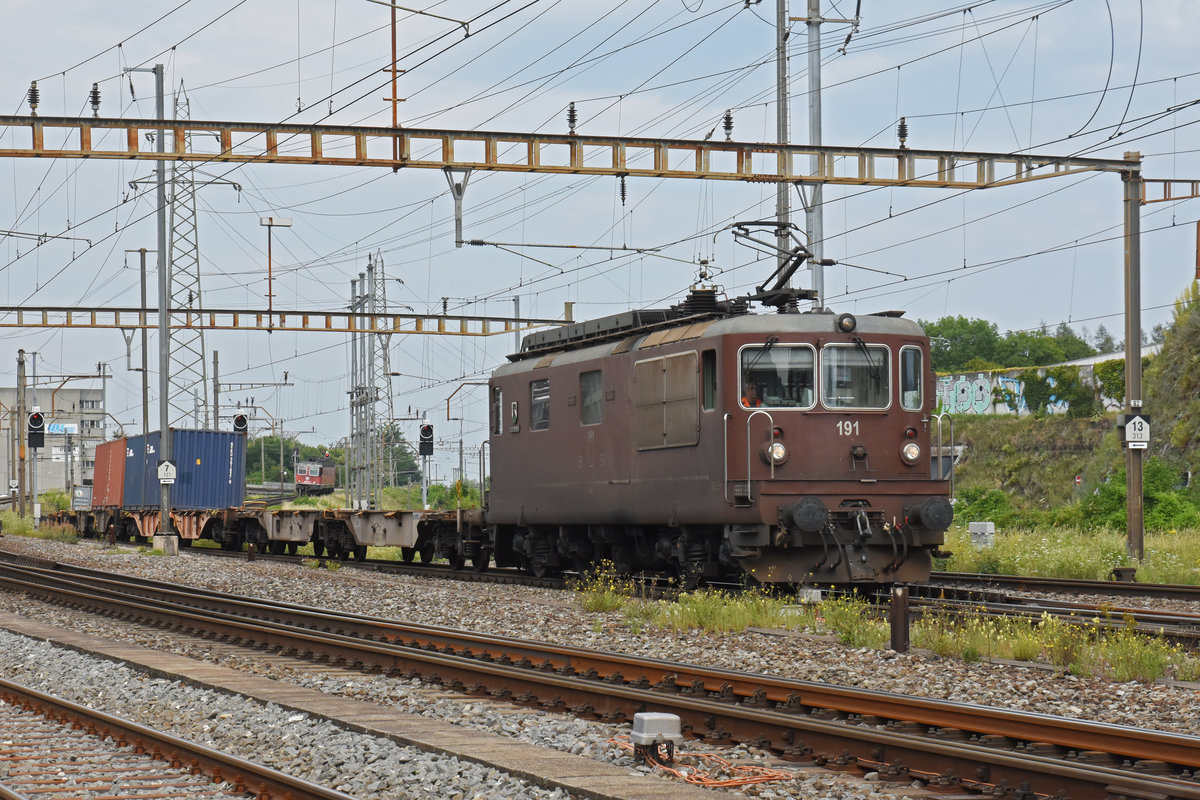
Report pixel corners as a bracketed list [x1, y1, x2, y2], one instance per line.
[470, 278, 954, 586]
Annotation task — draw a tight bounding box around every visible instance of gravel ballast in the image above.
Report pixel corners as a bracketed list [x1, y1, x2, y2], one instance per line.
[2, 536, 1199, 799]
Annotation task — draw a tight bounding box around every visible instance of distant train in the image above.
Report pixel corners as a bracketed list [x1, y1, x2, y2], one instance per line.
[55, 278, 953, 585]
[295, 460, 337, 495]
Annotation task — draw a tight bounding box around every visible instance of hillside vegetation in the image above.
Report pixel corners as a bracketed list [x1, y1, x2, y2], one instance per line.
[947, 283, 1200, 533]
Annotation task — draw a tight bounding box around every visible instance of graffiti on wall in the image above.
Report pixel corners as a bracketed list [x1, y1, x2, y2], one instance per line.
[937, 370, 1084, 416]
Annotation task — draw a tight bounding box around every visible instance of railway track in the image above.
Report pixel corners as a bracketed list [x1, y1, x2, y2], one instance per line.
[3, 552, 1200, 799]
[0, 675, 354, 800]
[104, 544, 1200, 645]
[930, 571, 1200, 603]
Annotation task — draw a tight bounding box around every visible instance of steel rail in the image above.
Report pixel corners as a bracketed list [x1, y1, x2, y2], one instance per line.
[4, 560, 1200, 799]
[0, 676, 356, 800]
[930, 571, 1200, 602]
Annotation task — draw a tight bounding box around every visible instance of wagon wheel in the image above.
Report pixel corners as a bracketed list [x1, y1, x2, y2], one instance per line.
[327, 542, 344, 560]
[448, 551, 466, 571]
[471, 549, 490, 573]
[400, 547, 416, 563]
[286, 542, 298, 556]
[526, 555, 558, 579]
[418, 542, 435, 564]
[269, 541, 285, 556]
[353, 545, 368, 562]
[312, 541, 325, 558]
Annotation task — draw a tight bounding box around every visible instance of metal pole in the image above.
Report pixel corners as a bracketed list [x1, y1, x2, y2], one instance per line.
[348, 277, 359, 509]
[889, 584, 910, 653]
[266, 225, 274, 319]
[1123, 155, 1145, 561]
[212, 350, 219, 430]
[806, 0, 825, 304]
[30, 352, 37, 526]
[153, 63, 176, 551]
[16, 350, 25, 517]
[775, 0, 791, 276]
[139, 248, 149, 436]
[513, 296, 520, 353]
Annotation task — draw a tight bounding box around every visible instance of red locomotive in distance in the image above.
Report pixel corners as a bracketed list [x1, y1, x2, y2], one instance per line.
[295, 459, 337, 495]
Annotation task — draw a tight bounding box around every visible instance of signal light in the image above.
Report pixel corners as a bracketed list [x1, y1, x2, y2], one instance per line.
[418, 423, 434, 456]
[233, 414, 248, 433]
[27, 411, 45, 448]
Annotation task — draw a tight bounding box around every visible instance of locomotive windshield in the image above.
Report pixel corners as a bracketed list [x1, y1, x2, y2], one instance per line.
[821, 343, 890, 409]
[740, 345, 815, 408]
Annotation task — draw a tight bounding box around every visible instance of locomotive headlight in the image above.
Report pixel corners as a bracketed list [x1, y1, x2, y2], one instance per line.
[900, 441, 922, 465]
[761, 441, 789, 465]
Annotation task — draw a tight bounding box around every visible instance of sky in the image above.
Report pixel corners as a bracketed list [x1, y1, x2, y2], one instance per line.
[1, 0, 1198, 483]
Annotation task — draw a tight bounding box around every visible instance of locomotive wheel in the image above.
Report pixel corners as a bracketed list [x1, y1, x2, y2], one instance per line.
[353, 545, 368, 562]
[400, 547, 416, 563]
[676, 564, 703, 591]
[472, 549, 490, 573]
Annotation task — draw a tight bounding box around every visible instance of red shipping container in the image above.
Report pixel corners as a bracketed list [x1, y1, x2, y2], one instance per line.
[92, 438, 127, 507]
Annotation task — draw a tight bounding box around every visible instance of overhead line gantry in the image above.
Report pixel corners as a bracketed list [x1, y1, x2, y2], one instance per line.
[0, 115, 1137, 189]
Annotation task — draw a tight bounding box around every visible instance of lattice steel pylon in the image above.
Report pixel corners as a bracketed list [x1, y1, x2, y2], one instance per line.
[167, 87, 208, 427]
[368, 250, 396, 474]
[346, 251, 398, 509]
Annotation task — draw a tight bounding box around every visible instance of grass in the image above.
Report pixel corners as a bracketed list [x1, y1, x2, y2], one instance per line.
[572, 561, 1200, 685]
[937, 525, 1200, 584]
[0, 511, 78, 544]
[913, 608, 1200, 683]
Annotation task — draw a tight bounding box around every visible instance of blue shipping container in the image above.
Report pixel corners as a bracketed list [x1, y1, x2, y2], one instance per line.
[171, 429, 246, 509]
[122, 429, 246, 510]
[122, 431, 161, 509]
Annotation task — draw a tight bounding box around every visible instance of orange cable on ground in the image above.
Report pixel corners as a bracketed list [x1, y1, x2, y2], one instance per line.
[610, 737, 796, 788]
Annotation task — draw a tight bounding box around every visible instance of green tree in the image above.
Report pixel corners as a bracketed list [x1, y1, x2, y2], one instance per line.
[378, 421, 421, 486]
[1093, 323, 1119, 353]
[995, 330, 1066, 367]
[1052, 322, 1096, 362]
[1145, 282, 1200, 456]
[920, 316, 1001, 372]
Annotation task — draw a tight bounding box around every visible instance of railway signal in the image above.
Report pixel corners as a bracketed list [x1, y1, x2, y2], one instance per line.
[419, 423, 434, 456]
[233, 414, 248, 433]
[27, 411, 44, 448]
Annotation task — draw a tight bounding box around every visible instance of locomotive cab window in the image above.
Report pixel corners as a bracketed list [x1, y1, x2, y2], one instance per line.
[821, 343, 890, 409]
[739, 345, 815, 409]
[530, 379, 550, 431]
[580, 370, 603, 425]
[899, 346, 923, 411]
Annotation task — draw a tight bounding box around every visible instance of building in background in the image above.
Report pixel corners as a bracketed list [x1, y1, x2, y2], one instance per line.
[1, 387, 107, 501]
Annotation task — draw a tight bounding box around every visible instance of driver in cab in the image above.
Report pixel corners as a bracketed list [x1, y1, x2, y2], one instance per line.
[742, 381, 762, 408]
